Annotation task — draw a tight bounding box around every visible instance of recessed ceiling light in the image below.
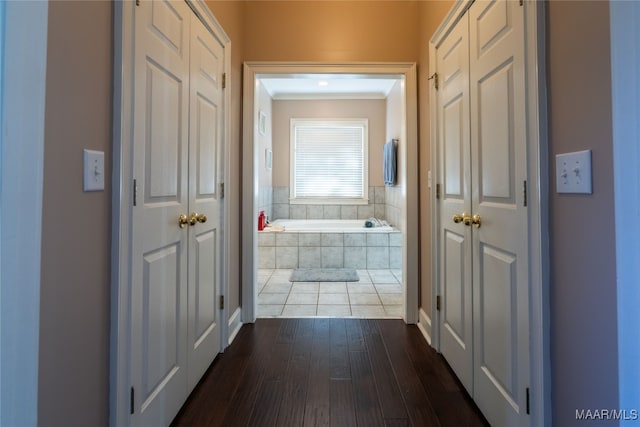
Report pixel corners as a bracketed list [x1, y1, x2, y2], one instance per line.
[318, 81, 329, 87]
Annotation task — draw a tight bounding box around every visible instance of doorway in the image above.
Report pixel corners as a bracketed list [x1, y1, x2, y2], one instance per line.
[242, 63, 419, 324]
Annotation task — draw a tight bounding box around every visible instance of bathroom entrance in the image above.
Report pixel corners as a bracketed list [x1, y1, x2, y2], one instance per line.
[242, 63, 419, 323]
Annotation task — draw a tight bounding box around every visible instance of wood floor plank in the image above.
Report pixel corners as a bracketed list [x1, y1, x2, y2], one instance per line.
[330, 318, 351, 380]
[171, 318, 489, 427]
[330, 379, 357, 427]
[349, 349, 385, 427]
[277, 319, 314, 426]
[377, 320, 442, 427]
[302, 319, 331, 427]
[361, 319, 409, 422]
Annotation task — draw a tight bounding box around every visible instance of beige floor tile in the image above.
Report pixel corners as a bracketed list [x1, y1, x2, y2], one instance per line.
[258, 293, 288, 305]
[349, 293, 381, 305]
[282, 304, 317, 316]
[318, 293, 350, 305]
[379, 293, 403, 305]
[290, 282, 320, 293]
[351, 305, 386, 318]
[374, 283, 403, 294]
[257, 304, 284, 316]
[347, 283, 376, 293]
[317, 305, 351, 317]
[287, 293, 319, 304]
[262, 282, 292, 293]
[319, 282, 347, 293]
[384, 305, 403, 317]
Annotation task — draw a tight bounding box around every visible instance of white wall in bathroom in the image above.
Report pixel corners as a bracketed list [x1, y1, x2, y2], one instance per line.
[385, 80, 405, 230]
[256, 81, 273, 220]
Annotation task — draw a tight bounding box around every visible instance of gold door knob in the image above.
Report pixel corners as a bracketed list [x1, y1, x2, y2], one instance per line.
[471, 214, 481, 228]
[188, 212, 207, 225]
[463, 213, 473, 226]
[452, 213, 464, 224]
[178, 214, 189, 228]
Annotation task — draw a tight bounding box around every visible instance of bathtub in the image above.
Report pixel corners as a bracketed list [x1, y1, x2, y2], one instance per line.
[265, 219, 394, 233]
[258, 219, 402, 270]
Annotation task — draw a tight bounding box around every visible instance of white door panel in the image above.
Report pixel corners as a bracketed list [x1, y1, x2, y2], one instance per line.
[437, 13, 473, 393]
[436, 1, 530, 425]
[131, 1, 191, 425]
[470, 1, 529, 425]
[187, 16, 223, 392]
[131, 1, 225, 425]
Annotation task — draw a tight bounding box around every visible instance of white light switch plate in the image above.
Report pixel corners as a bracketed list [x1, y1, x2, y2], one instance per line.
[83, 149, 105, 191]
[556, 149, 592, 194]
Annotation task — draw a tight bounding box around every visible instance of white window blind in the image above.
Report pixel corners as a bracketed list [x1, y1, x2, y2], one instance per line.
[290, 119, 368, 203]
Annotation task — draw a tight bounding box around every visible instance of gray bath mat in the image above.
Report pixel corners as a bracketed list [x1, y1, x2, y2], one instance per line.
[290, 268, 359, 282]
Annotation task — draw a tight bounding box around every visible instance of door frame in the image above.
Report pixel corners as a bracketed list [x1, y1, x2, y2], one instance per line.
[428, 1, 550, 425]
[110, 1, 231, 426]
[0, 1, 49, 424]
[241, 62, 419, 324]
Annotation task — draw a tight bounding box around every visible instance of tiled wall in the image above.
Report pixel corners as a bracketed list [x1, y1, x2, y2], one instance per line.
[270, 186, 387, 221]
[258, 186, 273, 221]
[258, 230, 402, 270]
[385, 185, 403, 229]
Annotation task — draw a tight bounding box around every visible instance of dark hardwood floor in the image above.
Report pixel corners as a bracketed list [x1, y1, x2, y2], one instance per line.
[171, 318, 489, 427]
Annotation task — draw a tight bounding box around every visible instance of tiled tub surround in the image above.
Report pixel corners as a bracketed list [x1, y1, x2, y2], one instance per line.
[258, 220, 402, 269]
[271, 186, 388, 222]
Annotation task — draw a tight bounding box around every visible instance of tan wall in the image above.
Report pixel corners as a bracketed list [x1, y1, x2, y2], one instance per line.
[547, 1, 619, 424]
[244, 1, 420, 62]
[38, 1, 112, 425]
[272, 99, 387, 187]
[205, 0, 244, 315]
[417, 0, 453, 322]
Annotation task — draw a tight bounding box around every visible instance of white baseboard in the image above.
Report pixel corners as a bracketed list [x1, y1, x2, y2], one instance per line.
[228, 307, 242, 346]
[417, 308, 432, 346]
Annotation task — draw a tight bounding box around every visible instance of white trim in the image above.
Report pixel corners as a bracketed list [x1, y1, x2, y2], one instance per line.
[428, 1, 549, 425]
[0, 1, 48, 425]
[417, 309, 432, 346]
[110, 2, 231, 426]
[227, 308, 243, 346]
[242, 62, 419, 324]
[272, 93, 388, 101]
[610, 2, 640, 423]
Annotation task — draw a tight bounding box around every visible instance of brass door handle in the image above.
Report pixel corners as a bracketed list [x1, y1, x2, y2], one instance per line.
[189, 212, 207, 226]
[453, 213, 465, 224]
[471, 214, 481, 228]
[463, 213, 473, 226]
[178, 214, 189, 228]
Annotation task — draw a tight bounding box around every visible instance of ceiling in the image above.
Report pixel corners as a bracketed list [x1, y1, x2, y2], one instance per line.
[259, 74, 401, 100]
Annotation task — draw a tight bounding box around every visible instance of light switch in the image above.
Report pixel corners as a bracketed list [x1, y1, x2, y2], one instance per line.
[83, 149, 105, 191]
[556, 149, 592, 194]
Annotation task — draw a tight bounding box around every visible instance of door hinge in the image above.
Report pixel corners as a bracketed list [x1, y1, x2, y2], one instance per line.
[519, 0, 524, 6]
[436, 295, 441, 311]
[523, 180, 527, 207]
[136, 0, 140, 6]
[219, 182, 225, 199]
[435, 183, 441, 200]
[526, 387, 530, 415]
[133, 179, 138, 206]
[130, 387, 135, 415]
[428, 72, 439, 90]
[222, 73, 226, 89]
[219, 295, 224, 310]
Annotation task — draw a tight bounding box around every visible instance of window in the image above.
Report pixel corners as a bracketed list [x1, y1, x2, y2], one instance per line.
[290, 119, 369, 204]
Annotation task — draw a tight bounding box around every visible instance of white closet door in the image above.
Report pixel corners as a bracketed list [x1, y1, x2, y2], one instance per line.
[437, 12, 473, 393]
[130, 0, 191, 425]
[469, 1, 530, 425]
[187, 14, 224, 391]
